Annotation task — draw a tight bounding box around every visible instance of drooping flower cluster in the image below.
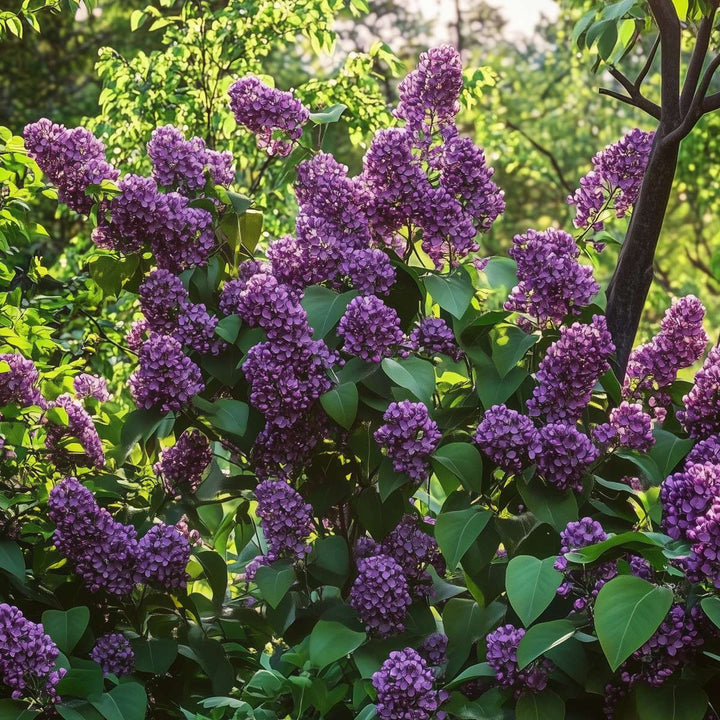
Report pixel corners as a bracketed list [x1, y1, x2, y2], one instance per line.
[44, 394, 105, 469]
[409, 317, 462, 361]
[154, 430, 213, 496]
[349, 554, 412, 637]
[89, 633, 135, 677]
[505, 228, 599, 328]
[419, 633, 448, 666]
[687, 436, 720, 466]
[246, 480, 314, 579]
[147, 124, 233, 190]
[372, 648, 441, 720]
[228, 76, 309, 157]
[337, 295, 406, 363]
[568, 128, 654, 231]
[486, 624, 553, 696]
[537, 423, 599, 491]
[24, 118, 119, 215]
[134, 524, 191, 590]
[593, 401, 655, 453]
[474, 404, 541, 474]
[73, 373, 110, 402]
[0, 604, 66, 703]
[129, 333, 204, 412]
[660, 462, 720, 541]
[527, 316, 614, 422]
[374, 401, 441, 483]
[0, 353, 43, 407]
[679, 345, 720, 440]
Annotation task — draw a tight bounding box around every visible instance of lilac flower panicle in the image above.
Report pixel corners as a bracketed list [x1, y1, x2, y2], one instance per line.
[409, 317, 462, 361]
[474, 404, 541, 474]
[629, 555, 653, 581]
[505, 228, 599, 328]
[486, 624, 553, 695]
[228, 76, 309, 157]
[593, 401, 654, 453]
[125, 320, 149, 352]
[339, 248, 396, 296]
[527, 316, 614, 422]
[129, 333, 204, 412]
[372, 648, 441, 720]
[660, 462, 720, 540]
[374, 401, 441, 483]
[73, 374, 110, 402]
[139, 269, 188, 334]
[0, 604, 66, 702]
[337, 295, 406, 363]
[687, 436, 720, 466]
[134, 523, 191, 591]
[679, 345, 720, 440]
[569, 128, 654, 231]
[419, 633, 448, 666]
[537, 423, 599, 491]
[349, 555, 412, 637]
[45, 394, 105, 469]
[154, 430, 213, 496]
[555, 516, 608, 574]
[90, 633, 135, 677]
[0, 353, 43, 408]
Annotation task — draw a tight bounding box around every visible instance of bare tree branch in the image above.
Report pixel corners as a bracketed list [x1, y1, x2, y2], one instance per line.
[636, 34, 661, 87]
[648, 0, 682, 125]
[598, 86, 662, 119]
[680, 5, 719, 114]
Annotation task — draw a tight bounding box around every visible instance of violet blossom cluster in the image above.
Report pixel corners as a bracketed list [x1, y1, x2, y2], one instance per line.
[568, 128, 654, 232]
[129, 333, 204, 412]
[374, 401, 442, 483]
[45, 393, 105, 469]
[228, 76, 309, 157]
[505, 228, 599, 328]
[485, 624, 553, 696]
[246, 480, 314, 580]
[89, 633, 135, 677]
[593, 401, 655, 453]
[679, 346, 720, 440]
[73, 373, 109, 402]
[419, 633, 448, 666]
[372, 648, 441, 720]
[474, 404, 541, 474]
[537, 423, 599, 491]
[409, 317, 462, 361]
[24, 118, 119, 215]
[134, 524, 191, 590]
[527, 316, 614, 422]
[147, 124, 233, 190]
[154, 430, 213, 496]
[0, 603, 66, 703]
[660, 462, 720, 541]
[349, 554, 412, 637]
[687, 436, 720, 466]
[337, 295, 406, 363]
[0, 353, 43, 407]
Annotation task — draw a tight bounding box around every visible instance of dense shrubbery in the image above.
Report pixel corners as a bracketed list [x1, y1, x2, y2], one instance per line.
[3, 29, 720, 720]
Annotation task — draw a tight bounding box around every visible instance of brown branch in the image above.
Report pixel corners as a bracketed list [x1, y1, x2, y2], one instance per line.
[680, 5, 719, 114]
[648, 0, 682, 125]
[598, 87, 662, 119]
[636, 34, 661, 87]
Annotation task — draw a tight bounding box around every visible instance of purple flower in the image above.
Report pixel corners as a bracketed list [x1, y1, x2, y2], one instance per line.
[474, 404, 542, 474]
[372, 648, 441, 720]
[73, 374, 110, 402]
[527, 316, 614, 422]
[90, 633, 135, 677]
[660, 462, 720, 540]
[139, 269, 188, 334]
[687, 436, 720, 466]
[0, 353, 44, 408]
[154, 430, 213, 496]
[134, 523, 191, 591]
[505, 228, 599, 328]
[45, 394, 105, 469]
[129, 333, 204, 412]
[338, 248, 396, 296]
[537, 423, 599, 491]
[374, 401, 441, 483]
[409, 317, 462, 361]
[679, 345, 720, 440]
[228, 76, 309, 157]
[419, 633, 448, 666]
[486, 624, 553, 695]
[554, 517, 608, 579]
[0, 603, 66, 702]
[349, 554, 411, 637]
[593, 401, 654, 453]
[337, 295, 406, 363]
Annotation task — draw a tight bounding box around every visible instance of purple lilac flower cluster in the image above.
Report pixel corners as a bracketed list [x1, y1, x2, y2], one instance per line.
[505, 228, 599, 328]
[129, 333, 204, 412]
[73, 374, 109, 402]
[568, 128, 654, 232]
[134, 524, 191, 590]
[228, 76, 309, 157]
[45, 394, 105, 469]
[372, 648, 441, 720]
[537, 423, 599, 491]
[154, 430, 213, 496]
[593, 401, 655, 453]
[0, 353, 43, 407]
[419, 633, 448, 666]
[527, 316, 614, 422]
[89, 633, 135, 677]
[24, 118, 119, 215]
[660, 462, 720, 540]
[337, 295, 406, 363]
[679, 346, 720, 440]
[474, 404, 541, 474]
[246, 480, 314, 580]
[374, 401, 441, 483]
[349, 554, 412, 637]
[409, 317, 462, 361]
[147, 124, 233, 190]
[0, 603, 66, 702]
[485, 624, 553, 696]
[687, 436, 720, 466]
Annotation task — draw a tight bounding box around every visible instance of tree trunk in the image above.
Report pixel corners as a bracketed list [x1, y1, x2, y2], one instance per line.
[605, 134, 680, 377]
